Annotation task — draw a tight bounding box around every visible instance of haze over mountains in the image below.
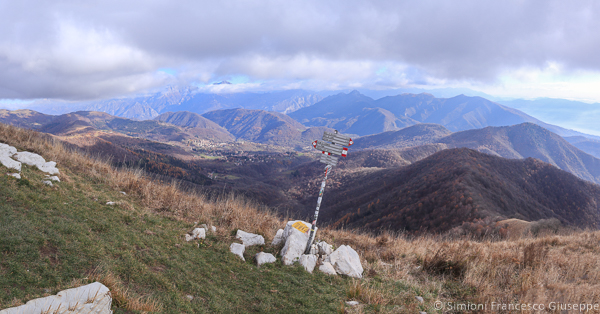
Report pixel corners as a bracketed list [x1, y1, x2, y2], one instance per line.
[26, 87, 325, 120]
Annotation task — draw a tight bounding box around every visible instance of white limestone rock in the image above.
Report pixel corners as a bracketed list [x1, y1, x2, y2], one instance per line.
[280, 220, 314, 266]
[211, 226, 216, 232]
[7, 173, 20, 179]
[318, 262, 337, 275]
[185, 234, 194, 242]
[346, 301, 360, 306]
[329, 245, 364, 278]
[271, 229, 284, 246]
[0, 143, 17, 156]
[299, 254, 318, 273]
[255, 252, 276, 266]
[317, 241, 333, 256]
[42, 180, 53, 187]
[46, 175, 60, 182]
[230, 243, 245, 261]
[106, 201, 115, 205]
[235, 230, 265, 247]
[0, 155, 21, 172]
[12, 151, 59, 175]
[192, 228, 206, 240]
[0, 282, 112, 314]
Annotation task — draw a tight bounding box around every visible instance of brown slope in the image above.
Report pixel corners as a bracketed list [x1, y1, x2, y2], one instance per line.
[202, 108, 307, 146]
[154, 111, 235, 142]
[352, 123, 452, 150]
[438, 123, 600, 184]
[319, 148, 600, 234]
[0, 109, 55, 130]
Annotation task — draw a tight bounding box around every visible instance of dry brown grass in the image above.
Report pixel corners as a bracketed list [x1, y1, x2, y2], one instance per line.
[3, 123, 600, 311]
[88, 267, 163, 312]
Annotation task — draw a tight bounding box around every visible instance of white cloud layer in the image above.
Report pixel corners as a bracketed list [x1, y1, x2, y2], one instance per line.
[2, 0, 600, 100]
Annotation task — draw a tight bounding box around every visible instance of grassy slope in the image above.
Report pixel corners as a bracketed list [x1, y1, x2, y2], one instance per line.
[0, 124, 448, 313]
[4, 123, 599, 313]
[0, 151, 347, 313]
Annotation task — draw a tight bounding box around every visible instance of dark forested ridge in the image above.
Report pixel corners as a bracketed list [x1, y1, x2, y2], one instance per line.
[319, 148, 600, 234]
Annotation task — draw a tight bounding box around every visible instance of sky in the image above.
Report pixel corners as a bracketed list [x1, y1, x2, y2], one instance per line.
[2, 0, 600, 103]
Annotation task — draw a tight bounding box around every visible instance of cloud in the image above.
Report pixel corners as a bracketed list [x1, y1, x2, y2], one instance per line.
[2, 0, 600, 100]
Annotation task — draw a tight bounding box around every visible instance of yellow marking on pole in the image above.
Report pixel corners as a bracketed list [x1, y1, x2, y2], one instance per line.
[292, 221, 309, 234]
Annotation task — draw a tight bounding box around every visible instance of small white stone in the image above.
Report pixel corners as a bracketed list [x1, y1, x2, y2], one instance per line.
[235, 230, 265, 247]
[255, 252, 276, 266]
[346, 301, 359, 306]
[46, 176, 60, 182]
[317, 241, 333, 256]
[192, 228, 206, 239]
[230, 243, 245, 261]
[210, 226, 216, 232]
[42, 180, 53, 187]
[186, 295, 194, 301]
[329, 245, 364, 278]
[7, 173, 21, 179]
[185, 234, 194, 242]
[299, 254, 317, 273]
[416, 296, 424, 303]
[106, 201, 115, 205]
[318, 262, 337, 275]
[120, 191, 127, 195]
[271, 229, 284, 246]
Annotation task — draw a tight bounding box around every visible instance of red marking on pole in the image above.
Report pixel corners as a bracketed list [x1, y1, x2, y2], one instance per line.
[342, 148, 348, 157]
[348, 139, 353, 146]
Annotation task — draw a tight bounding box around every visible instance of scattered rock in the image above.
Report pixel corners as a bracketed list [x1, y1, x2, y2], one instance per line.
[106, 201, 116, 205]
[346, 301, 360, 306]
[329, 245, 364, 278]
[7, 173, 20, 179]
[46, 175, 60, 182]
[317, 241, 333, 256]
[211, 226, 216, 232]
[416, 296, 424, 303]
[0, 143, 17, 156]
[200, 223, 209, 230]
[186, 295, 194, 301]
[255, 252, 276, 266]
[120, 191, 127, 195]
[318, 262, 337, 275]
[0, 155, 21, 172]
[185, 234, 194, 242]
[42, 180, 53, 187]
[280, 220, 314, 266]
[0, 282, 111, 313]
[229, 243, 245, 261]
[192, 228, 206, 240]
[235, 230, 265, 247]
[13, 151, 59, 175]
[299, 254, 317, 273]
[271, 229, 284, 246]
[420, 312, 427, 314]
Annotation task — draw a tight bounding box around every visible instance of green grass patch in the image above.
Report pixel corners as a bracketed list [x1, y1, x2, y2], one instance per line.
[0, 164, 352, 312]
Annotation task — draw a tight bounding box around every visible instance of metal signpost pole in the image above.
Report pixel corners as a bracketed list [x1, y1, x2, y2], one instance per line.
[304, 130, 352, 255]
[304, 164, 332, 254]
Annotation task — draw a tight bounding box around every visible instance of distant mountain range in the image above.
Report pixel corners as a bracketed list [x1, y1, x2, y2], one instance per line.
[319, 148, 600, 233]
[290, 91, 600, 140]
[353, 122, 600, 185]
[25, 87, 325, 120]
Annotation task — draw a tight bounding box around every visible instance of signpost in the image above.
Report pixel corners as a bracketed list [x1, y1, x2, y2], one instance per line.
[304, 130, 352, 254]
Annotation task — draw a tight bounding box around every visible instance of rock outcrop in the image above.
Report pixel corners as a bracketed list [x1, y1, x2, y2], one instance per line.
[229, 243, 245, 261]
[328, 245, 363, 278]
[235, 230, 264, 246]
[280, 220, 314, 266]
[255, 252, 276, 266]
[0, 282, 112, 314]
